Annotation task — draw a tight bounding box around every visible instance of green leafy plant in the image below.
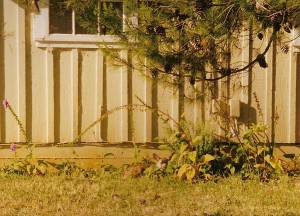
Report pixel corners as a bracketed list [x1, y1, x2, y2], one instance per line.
[159, 117, 284, 182]
[159, 121, 216, 182]
[241, 123, 283, 178]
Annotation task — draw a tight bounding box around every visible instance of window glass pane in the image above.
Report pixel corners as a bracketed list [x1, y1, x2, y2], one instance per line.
[99, 2, 123, 35]
[75, 3, 98, 34]
[49, 0, 73, 34]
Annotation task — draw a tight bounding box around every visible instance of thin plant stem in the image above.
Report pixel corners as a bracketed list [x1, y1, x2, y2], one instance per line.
[7, 105, 31, 144]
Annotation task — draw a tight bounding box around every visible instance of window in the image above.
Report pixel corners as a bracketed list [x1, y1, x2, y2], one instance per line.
[293, 28, 300, 49]
[33, 0, 124, 48]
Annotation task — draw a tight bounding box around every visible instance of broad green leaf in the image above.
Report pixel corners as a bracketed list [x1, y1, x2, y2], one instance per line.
[257, 147, 264, 155]
[236, 147, 245, 158]
[264, 155, 270, 163]
[180, 144, 188, 154]
[224, 164, 235, 175]
[188, 151, 197, 163]
[230, 166, 235, 175]
[200, 154, 215, 163]
[17, 161, 26, 168]
[38, 165, 47, 174]
[26, 165, 32, 174]
[32, 168, 37, 175]
[254, 164, 262, 168]
[177, 164, 188, 179]
[170, 153, 177, 162]
[269, 157, 284, 172]
[186, 168, 196, 181]
[178, 153, 185, 164]
[192, 136, 202, 144]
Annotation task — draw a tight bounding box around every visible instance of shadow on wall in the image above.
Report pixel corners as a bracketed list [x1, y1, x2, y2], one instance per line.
[240, 102, 257, 125]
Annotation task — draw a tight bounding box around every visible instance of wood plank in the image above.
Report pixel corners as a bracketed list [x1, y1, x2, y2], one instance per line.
[3, 1, 18, 142]
[96, 50, 104, 141]
[79, 50, 98, 142]
[131, 56, 154, 143]
[53, 49, 73, 142]
[295, 54, 300, 142]
[0, 1, 4, 142]
[120, 50, 128, 141]
[144, 61, 153, 142]
[288, 51, 296, 143]
[17, 5, 26, 142]
[265, 33, 274, 138]
[72, 49, 79, 141]
[106, 52, 123, 142]
[46, 48, 54, 142]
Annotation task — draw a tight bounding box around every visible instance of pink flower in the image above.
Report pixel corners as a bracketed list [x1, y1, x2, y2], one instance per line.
[2, 99, 8, 109]
[10, 143, 16, 152]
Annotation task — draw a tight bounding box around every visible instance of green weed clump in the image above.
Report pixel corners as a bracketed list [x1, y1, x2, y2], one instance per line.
[0, 99, 285, 181]
[156, 119, 284, 182]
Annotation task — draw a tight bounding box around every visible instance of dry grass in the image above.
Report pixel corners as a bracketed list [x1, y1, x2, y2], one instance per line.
[0, 174, 299, 215]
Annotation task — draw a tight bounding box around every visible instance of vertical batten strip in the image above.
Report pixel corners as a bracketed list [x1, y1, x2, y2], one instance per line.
[121, 50, 128, 141]
[294, 52, 300, 143]
[270, 41, 277, 143]
[288, 50, 296, 143]
[0, 1, 3, 142]
[144, 59, 152, 142]
[241, 25, 253, 135]
[96, 49, 104, 141]
[197, 81, 205, 124]
[17, 5, 26, 142]
[72, 49, 79, 141]
[265, 33, 273, 138]
[241, 27, 251, 109]
[46, 48, 54, 142]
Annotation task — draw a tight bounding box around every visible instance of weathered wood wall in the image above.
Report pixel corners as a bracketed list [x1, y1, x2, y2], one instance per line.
[1, 1, 300, 164]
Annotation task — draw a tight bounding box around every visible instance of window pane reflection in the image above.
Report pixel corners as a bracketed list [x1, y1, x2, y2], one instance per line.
[49, 0, 72, 34]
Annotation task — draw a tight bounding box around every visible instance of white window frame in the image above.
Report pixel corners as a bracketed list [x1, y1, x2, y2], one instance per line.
[293, 28, 300, 50]
[33, 0, 125, 48]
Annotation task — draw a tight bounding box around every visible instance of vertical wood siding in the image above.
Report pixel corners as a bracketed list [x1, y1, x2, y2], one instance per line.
[1, 1, 300, 145]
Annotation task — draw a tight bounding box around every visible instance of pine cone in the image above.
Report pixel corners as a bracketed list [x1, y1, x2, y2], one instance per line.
[189, 76, 196, 85]
[146, 25, 155, 34]
[194, 11, 203, 20]
[164, 63, 172, 73]
[154, 26, 166, 36]
[151, 68, 158, 78]
[187, 20, 196, 28]
[219, 68, 231, 76]
[194, 0, 213, 12]
[257, 33, 264, 40]
[147, 25, 166, 36]
[283, 25, 291, 33]
[256, 54, 268, 68]
[280, 45, 289, 54]
[189, 38, 201, 50]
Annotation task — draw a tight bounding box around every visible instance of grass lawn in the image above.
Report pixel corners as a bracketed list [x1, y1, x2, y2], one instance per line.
[0, 174, 299, 215]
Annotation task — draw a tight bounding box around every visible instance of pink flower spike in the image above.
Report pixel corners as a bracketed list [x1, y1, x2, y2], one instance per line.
[2, 99, 8, 109]
[10, 143, 16, 152]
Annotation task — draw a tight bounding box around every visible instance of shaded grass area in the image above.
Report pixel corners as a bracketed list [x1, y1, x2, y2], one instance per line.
[0, 175, 299, 215]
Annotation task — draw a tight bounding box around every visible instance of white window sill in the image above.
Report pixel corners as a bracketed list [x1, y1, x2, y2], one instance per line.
[35, 34, 123, 48]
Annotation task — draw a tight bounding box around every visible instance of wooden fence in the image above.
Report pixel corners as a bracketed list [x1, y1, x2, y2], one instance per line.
[1, 1, 300, 164]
